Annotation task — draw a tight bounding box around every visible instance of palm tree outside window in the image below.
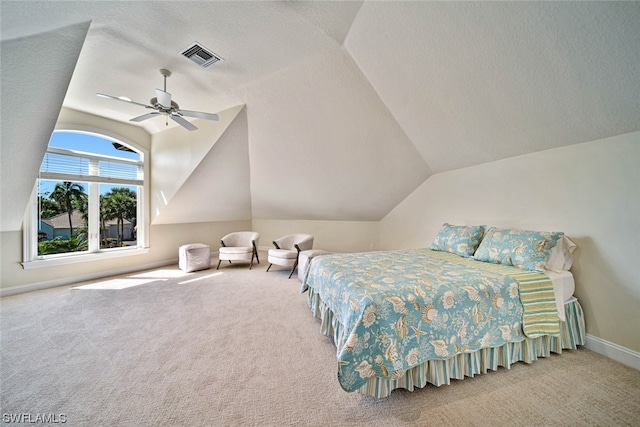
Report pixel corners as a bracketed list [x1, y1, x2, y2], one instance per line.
[49, 181, 87, 238]
[26, 130, 146, 260]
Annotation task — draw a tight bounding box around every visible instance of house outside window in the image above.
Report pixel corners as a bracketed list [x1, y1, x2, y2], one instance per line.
[23, 129, 148, 268]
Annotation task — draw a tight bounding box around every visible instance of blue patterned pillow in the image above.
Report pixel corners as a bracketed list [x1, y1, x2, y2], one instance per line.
[430, 223, 486, 258]
[473, 227, 564, 272]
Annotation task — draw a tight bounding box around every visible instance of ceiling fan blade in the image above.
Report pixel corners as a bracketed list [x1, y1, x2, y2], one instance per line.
[170, 114, 198, 131]
[130, 112, 161, 122]
[155, 89, 172, 109]
[97, 93, 151, 108]
[177, 109, 219, 121]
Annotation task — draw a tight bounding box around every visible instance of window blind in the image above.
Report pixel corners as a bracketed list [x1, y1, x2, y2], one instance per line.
[39, 147, 143, 186]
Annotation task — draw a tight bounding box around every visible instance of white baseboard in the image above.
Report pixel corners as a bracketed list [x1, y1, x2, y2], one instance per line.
[584, 333, 640, 371]
[1, 259, 178, 297]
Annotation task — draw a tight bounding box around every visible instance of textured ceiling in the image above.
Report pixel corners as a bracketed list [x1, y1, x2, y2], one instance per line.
[2, 1, 639, 230]
[1, 1, 364, 134]
[346, 1, 640, 173]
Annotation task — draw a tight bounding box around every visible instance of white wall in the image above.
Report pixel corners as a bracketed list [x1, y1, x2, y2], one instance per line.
[244, 48, 430, 221]
[150, 105, 249, 224]
[380, 132, 640, 353]
[0, 23, 89, 232]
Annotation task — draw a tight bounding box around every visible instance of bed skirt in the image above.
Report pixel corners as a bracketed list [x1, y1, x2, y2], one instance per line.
[306, 289, 585, 398]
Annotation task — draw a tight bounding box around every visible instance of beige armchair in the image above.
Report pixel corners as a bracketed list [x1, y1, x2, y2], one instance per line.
[217, 232, 260, 270]
[266, 234, 314, 278]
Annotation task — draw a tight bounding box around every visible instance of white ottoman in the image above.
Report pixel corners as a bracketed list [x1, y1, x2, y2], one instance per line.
[298, 249, 331, 281]
[179, 243, 211, 273]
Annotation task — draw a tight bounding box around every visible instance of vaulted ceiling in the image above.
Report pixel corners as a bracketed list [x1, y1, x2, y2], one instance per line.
[2, 1, 639, 231]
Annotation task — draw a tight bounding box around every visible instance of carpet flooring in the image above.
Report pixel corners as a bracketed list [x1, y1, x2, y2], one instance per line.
[1, 257, 639, 426]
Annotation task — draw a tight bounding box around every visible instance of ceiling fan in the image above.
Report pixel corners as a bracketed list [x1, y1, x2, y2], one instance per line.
[97, 68, 218, 131]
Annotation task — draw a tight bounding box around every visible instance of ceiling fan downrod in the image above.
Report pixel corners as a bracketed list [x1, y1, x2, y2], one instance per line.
[159, 68, 171, 92]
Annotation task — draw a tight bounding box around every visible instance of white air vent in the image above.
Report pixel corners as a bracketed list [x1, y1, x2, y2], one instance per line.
[180, 42, 224, 68]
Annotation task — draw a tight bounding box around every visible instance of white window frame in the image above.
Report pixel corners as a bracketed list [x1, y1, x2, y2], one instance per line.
[22, 128, 150, 270]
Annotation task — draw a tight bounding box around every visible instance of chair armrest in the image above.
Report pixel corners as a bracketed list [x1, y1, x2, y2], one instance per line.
[297, 237, 314, 251]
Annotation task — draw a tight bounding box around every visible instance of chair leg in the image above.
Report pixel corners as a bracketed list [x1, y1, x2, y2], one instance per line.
[288, 259, 299, 279]
[217, 260, 222, 270]
[252, 242, 260, 264]
[266, 263, 272, 272]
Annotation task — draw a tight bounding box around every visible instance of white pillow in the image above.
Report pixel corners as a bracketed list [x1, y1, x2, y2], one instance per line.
[545, 235, 577, 271]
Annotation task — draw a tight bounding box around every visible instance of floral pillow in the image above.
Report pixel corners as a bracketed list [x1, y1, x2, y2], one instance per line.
[473, 227, 564, 272]
[430, 223, 486, 258]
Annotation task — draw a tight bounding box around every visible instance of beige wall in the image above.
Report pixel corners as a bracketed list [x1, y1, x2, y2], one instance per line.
[1, 217, 373, 293]
[0, 221, 251, 294]
[252, 219, 379, 254]
[380, 132, 640, 352]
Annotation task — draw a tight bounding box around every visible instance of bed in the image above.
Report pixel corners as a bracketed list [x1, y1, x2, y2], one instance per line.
[300, 225, 585, 398]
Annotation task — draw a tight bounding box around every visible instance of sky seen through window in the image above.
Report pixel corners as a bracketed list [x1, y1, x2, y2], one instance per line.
[39, 132, 140, 197]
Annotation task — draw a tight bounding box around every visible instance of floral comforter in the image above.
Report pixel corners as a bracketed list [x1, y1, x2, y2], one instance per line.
[300, 248, 557, 392]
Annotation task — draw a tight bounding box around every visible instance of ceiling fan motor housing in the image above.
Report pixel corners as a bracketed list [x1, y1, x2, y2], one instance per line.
[150, 97, 179, 113]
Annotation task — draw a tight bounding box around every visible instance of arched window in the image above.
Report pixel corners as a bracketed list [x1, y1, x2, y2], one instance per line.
[23, 130, 148, 267]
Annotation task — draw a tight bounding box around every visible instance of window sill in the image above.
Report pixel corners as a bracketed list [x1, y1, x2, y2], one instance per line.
[22, 247, 150, 270]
